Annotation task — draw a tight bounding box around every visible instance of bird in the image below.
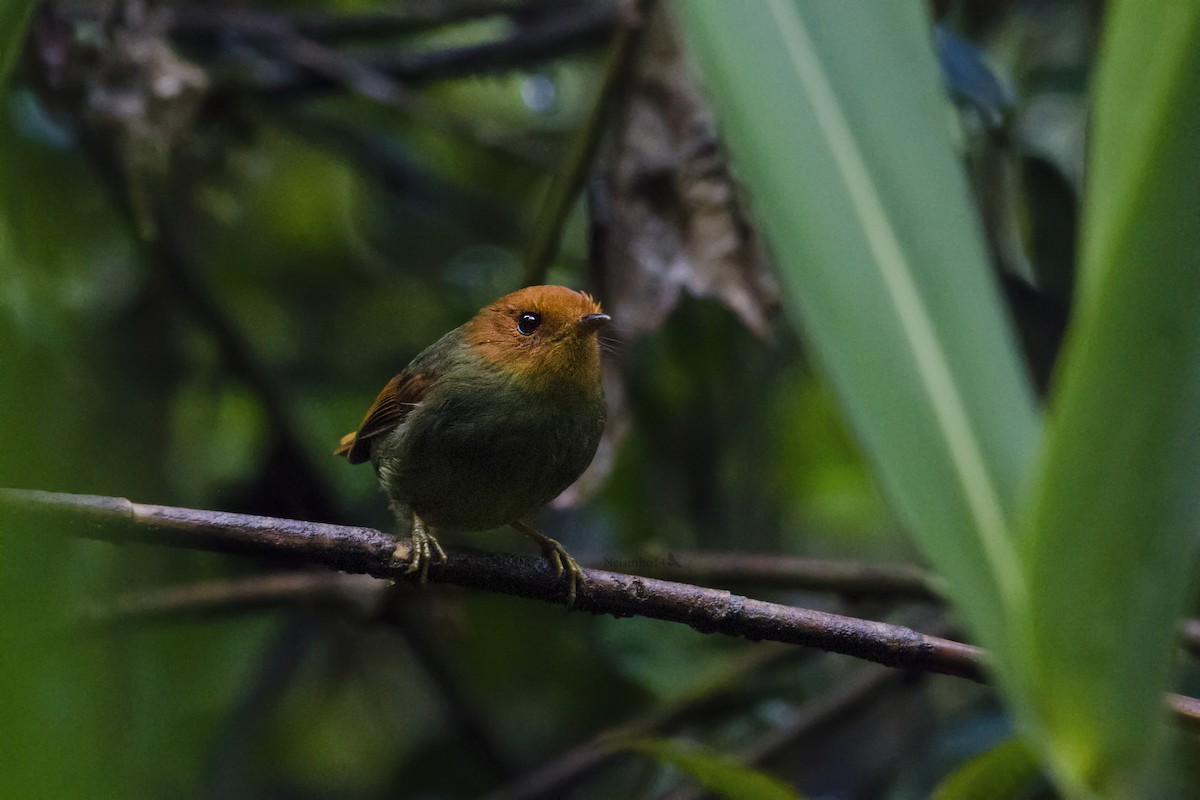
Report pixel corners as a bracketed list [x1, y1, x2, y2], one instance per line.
[335, 285, 610, 607]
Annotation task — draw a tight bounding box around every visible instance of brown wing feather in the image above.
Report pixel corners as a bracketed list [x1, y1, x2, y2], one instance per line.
[334, 371, 429, 464]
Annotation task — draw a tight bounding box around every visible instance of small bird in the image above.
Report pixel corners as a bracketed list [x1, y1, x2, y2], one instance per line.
[335, 285, 610, 606]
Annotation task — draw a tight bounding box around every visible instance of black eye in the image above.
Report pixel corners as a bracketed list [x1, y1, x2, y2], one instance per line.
[517, 312, 541, 335]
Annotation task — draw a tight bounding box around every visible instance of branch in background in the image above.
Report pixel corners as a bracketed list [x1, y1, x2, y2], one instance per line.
[377, 588, 518, 780]
[610, 551, 943, 602]
[653, 664, 907, 800]
[150, 209, 340, 521]
[168, 0, 581, 43]
[1172, 695, 1200, 735]
[730, 666, 906, 770]
[254, 27, 553, 165]
[344, 0, 620, 84]
[194, 0, 622, 93]
[204, 614, 318, 795]
[76, 564, 517, 779]
[78, 570, 380, 625]
[522, 0, 641, 285]
[485, 646, 802, 800]
[7, 488, 1200, 730]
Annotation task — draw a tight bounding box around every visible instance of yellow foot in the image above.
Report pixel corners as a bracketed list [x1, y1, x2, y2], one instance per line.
[511, 520, 584, 610]
[393, 516, 447, 583]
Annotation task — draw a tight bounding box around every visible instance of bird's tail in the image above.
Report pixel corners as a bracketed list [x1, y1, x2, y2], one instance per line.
[333, 431, 356, 458]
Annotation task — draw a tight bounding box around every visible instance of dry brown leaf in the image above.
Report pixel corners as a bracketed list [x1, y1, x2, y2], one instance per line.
[30, 1, 208, 237]
[598, 3, 779, 339]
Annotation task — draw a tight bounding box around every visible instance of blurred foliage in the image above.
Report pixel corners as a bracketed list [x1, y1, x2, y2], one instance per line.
[929, 739, 1044, 800]
[624, 737, 805, 800]
[2, 0, 1187, 798]
[1014, 1, 1200, 793]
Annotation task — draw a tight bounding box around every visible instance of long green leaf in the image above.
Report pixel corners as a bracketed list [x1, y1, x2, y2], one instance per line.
[672, 2, 1039, 655]
[1015, 1, 1200, 795]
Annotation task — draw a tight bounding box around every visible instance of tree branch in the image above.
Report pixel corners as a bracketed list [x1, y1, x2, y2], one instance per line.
[2, 488, 983, 681]
[6, 487, 1200, 731]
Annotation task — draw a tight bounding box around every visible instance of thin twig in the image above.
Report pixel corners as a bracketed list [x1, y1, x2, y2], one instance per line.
[484, 646, 801, 800]
[600, 551, 943, 602]
[202, 0, 621, 92]
[204, 614, 317, 795]
[653, 664, 906, 800]
[260, 29, 552, 164]
[168, 0, 579, 43]
[78, 571, 380, 625]
[377, 589, 518, 780]
[78, 566, 518, 779]
[1169, 694, 1200, 735]
[351, 0, 620, 84]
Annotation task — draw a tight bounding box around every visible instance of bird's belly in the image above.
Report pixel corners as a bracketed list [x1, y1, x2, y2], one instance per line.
[374, 397, 603, 532]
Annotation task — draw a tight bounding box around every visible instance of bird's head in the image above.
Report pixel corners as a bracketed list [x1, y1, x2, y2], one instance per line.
[463, 285, 610, 391]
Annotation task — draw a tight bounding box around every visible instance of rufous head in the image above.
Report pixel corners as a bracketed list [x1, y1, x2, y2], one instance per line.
[464, 285, 609, 389]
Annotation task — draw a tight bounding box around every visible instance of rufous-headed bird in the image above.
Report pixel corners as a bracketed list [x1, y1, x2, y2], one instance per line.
[336, 285, 610, 606]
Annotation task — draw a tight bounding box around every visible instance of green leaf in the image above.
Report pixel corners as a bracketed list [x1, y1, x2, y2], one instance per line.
[673, 2, 1039, 657]
[0, 0, 38, 291]
[930, 739, 1042, 800]
[625, 737, 805, 800]
[0, 0, 35, 92]
[1015, 1, 1200, 795]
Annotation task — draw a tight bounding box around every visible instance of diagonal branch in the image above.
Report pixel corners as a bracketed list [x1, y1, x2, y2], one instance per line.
[5, 487, 1200, 731]
[1, 488, 982, 680]
[652, 664, 908, 800]
[484, 645, 802, 800]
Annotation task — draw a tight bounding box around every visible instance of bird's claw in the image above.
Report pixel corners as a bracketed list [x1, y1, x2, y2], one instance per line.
[538, 535, 584, 611]
[511, 520, 583, 609]
[394, 519, 446, 583]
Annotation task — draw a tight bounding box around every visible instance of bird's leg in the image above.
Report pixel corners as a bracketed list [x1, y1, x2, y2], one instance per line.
[394, 514, 447, 583]
[511, 520, 584, 609]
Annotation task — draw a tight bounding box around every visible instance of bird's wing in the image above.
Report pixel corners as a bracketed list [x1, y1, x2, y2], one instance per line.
[334, 370, 430, 464]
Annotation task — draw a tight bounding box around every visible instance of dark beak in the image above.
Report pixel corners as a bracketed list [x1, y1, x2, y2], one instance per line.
[577, 313, 611, 333]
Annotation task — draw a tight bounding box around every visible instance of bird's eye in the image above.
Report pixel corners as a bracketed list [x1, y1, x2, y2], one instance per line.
[517, 312, 541, 336]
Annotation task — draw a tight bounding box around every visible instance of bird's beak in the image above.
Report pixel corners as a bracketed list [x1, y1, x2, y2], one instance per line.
[576, 313, 611, 333]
